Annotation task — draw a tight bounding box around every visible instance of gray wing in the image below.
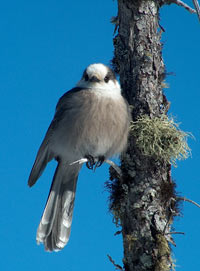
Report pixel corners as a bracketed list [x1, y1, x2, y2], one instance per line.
[28, 87, 84, 187]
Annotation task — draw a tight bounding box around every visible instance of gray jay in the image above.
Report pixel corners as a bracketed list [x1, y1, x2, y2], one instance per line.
[28, 63, 130, 251]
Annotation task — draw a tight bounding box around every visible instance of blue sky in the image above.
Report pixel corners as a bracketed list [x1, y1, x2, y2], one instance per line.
[0, 1, 199, 270]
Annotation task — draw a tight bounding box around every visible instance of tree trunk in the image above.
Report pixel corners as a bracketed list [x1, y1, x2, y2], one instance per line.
[111, 1, 178, 270]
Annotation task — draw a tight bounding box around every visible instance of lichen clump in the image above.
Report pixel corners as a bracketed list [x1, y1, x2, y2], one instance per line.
[154, 234, 172, 271]
[130, 115, 191, 165]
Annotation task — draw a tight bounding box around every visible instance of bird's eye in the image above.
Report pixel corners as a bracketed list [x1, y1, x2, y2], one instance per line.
[85, 74, 89, 81]
[104, 76, 110, 83]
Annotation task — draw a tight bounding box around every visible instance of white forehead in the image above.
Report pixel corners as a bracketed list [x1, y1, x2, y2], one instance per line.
[86, 63, 108, 78]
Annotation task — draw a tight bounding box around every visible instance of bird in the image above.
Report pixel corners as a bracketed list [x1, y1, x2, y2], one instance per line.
[28, 63, 131, 251]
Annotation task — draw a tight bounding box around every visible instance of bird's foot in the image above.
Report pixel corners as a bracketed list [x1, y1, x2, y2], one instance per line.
[85, 155, 95, 170]
[85, 155, 105, 171]
[95, 156, 105, 169]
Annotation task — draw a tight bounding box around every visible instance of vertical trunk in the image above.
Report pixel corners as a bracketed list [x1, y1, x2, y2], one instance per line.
[111, 1, 177, 270]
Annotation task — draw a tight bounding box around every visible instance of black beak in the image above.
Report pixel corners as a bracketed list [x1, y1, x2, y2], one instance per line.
[90, 76, 100, 83]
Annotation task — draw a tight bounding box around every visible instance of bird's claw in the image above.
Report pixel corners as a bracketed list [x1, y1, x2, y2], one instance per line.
[94, 156, 105, 169]
[85, 155, 105, 171]
[85, 155, 95, 170]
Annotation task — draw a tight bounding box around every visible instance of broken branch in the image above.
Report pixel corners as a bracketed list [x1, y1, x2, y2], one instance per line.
[178, 196, 200, 208]
[167, 0, 196, 13]
[107, 254, 123, 271]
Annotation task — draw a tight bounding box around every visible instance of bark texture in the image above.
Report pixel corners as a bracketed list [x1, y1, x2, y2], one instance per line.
[110, 1, 178, 270]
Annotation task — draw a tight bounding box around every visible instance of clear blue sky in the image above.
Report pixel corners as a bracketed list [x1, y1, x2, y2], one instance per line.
[0, 1, 199, 270]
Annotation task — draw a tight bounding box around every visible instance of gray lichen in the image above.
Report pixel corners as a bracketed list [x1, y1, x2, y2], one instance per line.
[130, 115, 191, 165]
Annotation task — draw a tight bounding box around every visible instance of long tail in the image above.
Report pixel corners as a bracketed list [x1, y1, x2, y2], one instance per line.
[36, 162, 81, 251]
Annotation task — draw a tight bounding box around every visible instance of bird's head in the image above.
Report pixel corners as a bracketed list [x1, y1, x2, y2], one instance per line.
[76, 63, 120, 92]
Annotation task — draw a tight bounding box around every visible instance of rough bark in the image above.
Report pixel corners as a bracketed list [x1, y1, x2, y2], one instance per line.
[110, 1, 178, 270]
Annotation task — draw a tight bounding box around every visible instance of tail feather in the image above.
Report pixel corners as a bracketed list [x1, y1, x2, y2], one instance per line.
[36, 162, 80, 251]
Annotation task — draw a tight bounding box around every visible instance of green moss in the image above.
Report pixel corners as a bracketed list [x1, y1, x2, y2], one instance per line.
[130, 115, 191, 166]
[126, 234, 137, 251]
[155, 234, 171, 271]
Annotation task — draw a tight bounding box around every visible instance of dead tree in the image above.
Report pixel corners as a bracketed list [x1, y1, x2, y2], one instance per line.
[107, 0, 199, 270]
